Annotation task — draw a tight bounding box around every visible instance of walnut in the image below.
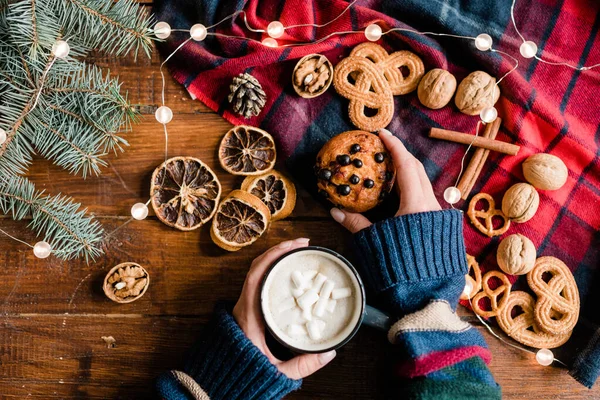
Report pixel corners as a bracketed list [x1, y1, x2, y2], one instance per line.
[497, 234, 536, 275]
[417, 69, 457, 109]
[293, 54, 333, 98]
[522, 153, 568, 191]
[501, 183, 539, 223]
[103, 262, 149, 304]
[454, 71, 500, 115]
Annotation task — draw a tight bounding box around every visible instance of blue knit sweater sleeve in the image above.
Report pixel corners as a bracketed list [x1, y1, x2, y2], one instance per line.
[353, 209, 501, 399]
[156, 305, 301, 400]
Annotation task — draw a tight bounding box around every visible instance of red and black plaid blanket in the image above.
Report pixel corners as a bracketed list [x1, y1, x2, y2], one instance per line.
[154, 0, 600, 388]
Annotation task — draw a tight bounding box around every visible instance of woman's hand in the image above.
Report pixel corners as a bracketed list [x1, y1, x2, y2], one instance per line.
[330, 128, 441, 233]
[233, 238, 337, 380]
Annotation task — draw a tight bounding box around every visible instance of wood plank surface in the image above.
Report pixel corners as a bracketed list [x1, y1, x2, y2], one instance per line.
[1, 27, 599, 400]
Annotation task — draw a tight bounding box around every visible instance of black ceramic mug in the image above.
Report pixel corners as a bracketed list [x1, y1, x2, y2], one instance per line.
[260, 246, 391, 354]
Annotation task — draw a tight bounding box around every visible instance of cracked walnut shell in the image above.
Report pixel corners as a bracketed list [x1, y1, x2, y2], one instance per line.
[103, 262, 149, 304]
[417, 69, 456, 109]
[455, 71, 500, 115]
[293, 54, 333, 98]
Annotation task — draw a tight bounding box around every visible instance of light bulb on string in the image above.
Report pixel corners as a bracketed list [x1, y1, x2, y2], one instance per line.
[154, 21, 172, 39]
[51, 40, 70, 58]
[364, 23, 382, 41]
[520, 41, 538, 58]
[480, 106, 498, 123]
[33, 241, 52, 259]
[443, 186, 461, 205]
[535, 348, 554, 366]
[190, 24, 208, 41]
[262, 38, 278, 48]
[267, 21, 284, 38]
[462, 280, 473, 298]
[0, 128, 6, 145]
[131, 203, 149, 220]
[475, 33, 493, 51]
[155, 106, 173, 124]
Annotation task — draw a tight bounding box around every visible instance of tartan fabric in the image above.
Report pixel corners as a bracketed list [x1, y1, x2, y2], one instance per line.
[154, 0, 600, 388]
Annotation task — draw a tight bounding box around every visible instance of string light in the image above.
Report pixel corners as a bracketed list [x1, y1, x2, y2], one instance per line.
[444, 186, 462, 205]
[0, 128, 6, 145]
[154, 21, 172, 39]
[190, 24, 208, 41]
[131, 203, 149, 220]
[267, 21, 284, 38]
[155, 105, 173, 124]
[519, 41, 538, 59]
[364, 23, 382, 41]
[475, 33, 493, 51]
[33, 241, 52, 259]
[535, 348, 554, 366]
[480, 106, 498, 123]
[51, 40, 70, 59]
[261, 38, 278, 47]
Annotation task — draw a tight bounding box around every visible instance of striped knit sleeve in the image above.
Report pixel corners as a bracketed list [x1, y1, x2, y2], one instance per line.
[353, 210, 501, 400]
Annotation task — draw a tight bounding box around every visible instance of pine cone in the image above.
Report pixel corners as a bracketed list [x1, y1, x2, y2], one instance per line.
[228, 73, 267, 119]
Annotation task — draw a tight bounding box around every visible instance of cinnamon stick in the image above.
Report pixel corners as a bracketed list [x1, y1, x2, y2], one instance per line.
[429, 127, 520, 156]
[457, 118, 502, 200]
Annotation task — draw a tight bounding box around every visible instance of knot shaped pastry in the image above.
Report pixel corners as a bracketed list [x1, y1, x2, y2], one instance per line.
[467, 193, 511, 237]
[349, 42, 425, 95]
[472, 270, 512, 318]
[527, 256, 580, 335]
[497, 291, 571, 349]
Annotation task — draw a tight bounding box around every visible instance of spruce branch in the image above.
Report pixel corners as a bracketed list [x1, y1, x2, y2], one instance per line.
[0, 176, 104, 261]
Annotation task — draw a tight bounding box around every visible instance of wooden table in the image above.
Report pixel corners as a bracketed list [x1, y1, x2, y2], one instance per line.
[1, 41, 597, 400]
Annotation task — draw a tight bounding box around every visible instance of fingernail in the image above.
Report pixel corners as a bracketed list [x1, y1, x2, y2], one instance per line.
[293, 238, 310, 244]
[378, 128, 391, 136]
[278, 240, 293, 249]
[318, 350, 336, 365]
[330, 208, 345, 223]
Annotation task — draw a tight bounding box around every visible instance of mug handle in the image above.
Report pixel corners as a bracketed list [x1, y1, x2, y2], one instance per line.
[362, 305, 392, 331]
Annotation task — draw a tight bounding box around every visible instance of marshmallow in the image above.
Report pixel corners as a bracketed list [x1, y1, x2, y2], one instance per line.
[291, 270, 308, 289]
[312, 273, 327, 291]
[331, 287, 352, 300]
[297, 289, 319, 310]
[288, 324, 307, 337]
[278, 297, 297, 314]
[302, 307, 313, 321]
[291, 288, 305, 298]
[306, 319, 326, 340]
[313, 280, 335, 317]
[326, 299, 337, 313]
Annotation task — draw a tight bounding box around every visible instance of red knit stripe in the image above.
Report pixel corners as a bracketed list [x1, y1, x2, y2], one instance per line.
[396, 346, 492, 378]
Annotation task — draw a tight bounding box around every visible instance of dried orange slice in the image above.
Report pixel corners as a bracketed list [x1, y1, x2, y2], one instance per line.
[150, 156, 221, 231]
[211, 190, 271, 252]
[218, 125, 276, 175]
[241, 170, 297, 221]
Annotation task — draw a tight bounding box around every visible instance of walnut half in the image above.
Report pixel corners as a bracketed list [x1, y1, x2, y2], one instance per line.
[103, 262, 150, 304]
[292, 54, 333, 98]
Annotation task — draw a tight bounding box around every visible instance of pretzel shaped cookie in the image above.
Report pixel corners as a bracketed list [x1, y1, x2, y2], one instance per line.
[527, 256, 580, 335]
[472, 270, 511, 317]
[497, 291, 571, 349]
[460, 254, 482, 300]
[467, 193, 511, 237]
[333, 56, 394, 132]
[349, 43, 425, 95]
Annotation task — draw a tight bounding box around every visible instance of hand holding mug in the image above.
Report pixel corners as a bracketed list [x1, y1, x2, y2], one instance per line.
[233, 238, 337, 380]
[330, 128, 441, 233]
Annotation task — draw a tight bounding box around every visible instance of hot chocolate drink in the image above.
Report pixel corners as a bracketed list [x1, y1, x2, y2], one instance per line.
[261, 248, 364, 352]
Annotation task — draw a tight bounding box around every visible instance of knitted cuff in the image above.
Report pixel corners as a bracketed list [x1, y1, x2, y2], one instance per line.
[157, 305, 302, 400]
[353, 210, 468, 314]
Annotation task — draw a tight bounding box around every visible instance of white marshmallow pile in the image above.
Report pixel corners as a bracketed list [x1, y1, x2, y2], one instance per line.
[281, 269, 352, 341]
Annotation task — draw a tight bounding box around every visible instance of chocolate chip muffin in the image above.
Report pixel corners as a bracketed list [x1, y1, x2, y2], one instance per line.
[315, 130, 395, 213]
